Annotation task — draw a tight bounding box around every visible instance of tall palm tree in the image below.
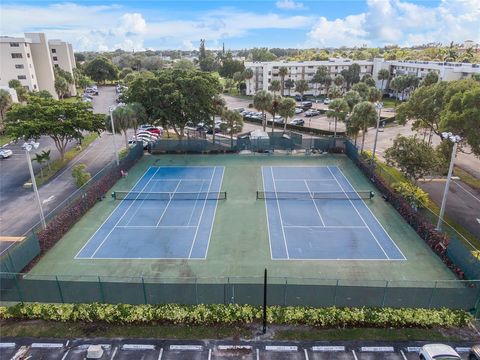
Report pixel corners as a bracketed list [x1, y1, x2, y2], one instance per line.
[377, 68, 390, 95]
[253, 90, 273, 131]
[221, 109, 243, 148]
[278, 67, 288, 96]
[344, 90, 362, 113]
[128, 102, 147, 137]
[278, 97, 296, 133]
[285, 79, 295, 96]
[334, 74, 345, 93]
[349, 101, 377, 152]
[368, 88, 382, 103]
[268, 95, 282, 135]
[111, 105, 135, 149]
[323, 75, 332, 97]
[269, 80, 281, 97]
[327, 99, 349, 138]
[295, 80, 309, 101]
[327, 85, 342, 99]
[211, 95, 226, 144]
[242, 68, 254, 93]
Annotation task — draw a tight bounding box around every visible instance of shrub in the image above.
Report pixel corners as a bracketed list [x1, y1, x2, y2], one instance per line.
[0, 303, 471, 328]
[71, 164, 91, 188]
[392, 182, 429, 209]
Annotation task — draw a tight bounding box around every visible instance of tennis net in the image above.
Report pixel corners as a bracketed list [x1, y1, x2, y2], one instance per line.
[113, 191, 227, 200]
[256, 191, 374, 200]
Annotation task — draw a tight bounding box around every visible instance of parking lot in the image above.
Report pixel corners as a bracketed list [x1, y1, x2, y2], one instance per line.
[1, 340, 475, 360]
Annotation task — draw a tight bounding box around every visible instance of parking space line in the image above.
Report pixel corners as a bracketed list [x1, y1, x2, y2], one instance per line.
[304, 348, 309, 360]
[170, 345, 203, 351]
[157, 348, 163, 360]
[360, 346, 394, 352]
[208, 348, 212, 360]
[400, 350, 408, 360]
[0, 343, 15, 348]
[407, 347, 421, 352]
[352, 350, 358, 360]
[61, 349, 71, 360]
[312, 346, 345, 352]
[256, 348, 260, 360]
[31, 342, 64, 348]
[456, 347, 470, 353]
[218, 345, 252, 350]
[122, 344, 155, 350]
[110, 346, 118, 360]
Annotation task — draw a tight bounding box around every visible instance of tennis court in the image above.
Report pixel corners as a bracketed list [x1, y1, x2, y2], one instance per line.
[261, 166, 406, 260]
[76, 166, 225, 259]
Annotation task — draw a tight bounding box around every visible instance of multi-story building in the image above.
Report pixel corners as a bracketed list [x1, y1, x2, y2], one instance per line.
[245, 58, 480, 96]
[0, 33, 77, 99]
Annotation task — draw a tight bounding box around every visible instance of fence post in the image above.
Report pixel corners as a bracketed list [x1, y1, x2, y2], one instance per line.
[13, 273, 24, 303]
[195, 278, 198, 305]
[333, 279, 339, 306]
[382, 281, 389, 307]
[141, 277, 148, 304]
[284, 278, 287, 306]
[55, 276, 65, 303]
[428, 281, 438, 308]
[6, 251, 16, 273]
[98, 276, 105, 303]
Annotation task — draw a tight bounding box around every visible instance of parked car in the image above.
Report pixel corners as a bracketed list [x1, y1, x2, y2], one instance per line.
[419, 344, 461, 360]
[470, 345, 480, 360]
[85, 87, 98, 96]
[323, 97, 331, 105]
[273, 116, 285, 124]
[301, 101, 313, 109]
[294, 94, 303, 101]
[207, 127, 221, 134]
[294, 108, 304, 114]
[138, 130, 158, 138]
[304, 109, 320, 117]
[0, 148, 13, 159]
[144, 127, 161, 135]
[290, 118, 305, 126]
[81, 97, 92, 103]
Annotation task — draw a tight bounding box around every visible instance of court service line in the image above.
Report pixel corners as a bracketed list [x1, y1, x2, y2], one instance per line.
[188, 167, 216, 259]
[274, 179, 337, 182]
[262, 167, 275, 260]
[327, 167, 390, 260]
[115, 225, 197, 228]
[154, 180, 182, 227]
[202, 167, 226, 260]
[283, 225, 367, 229]
[74, 166, 155, 259]
[150, 178, 209, 182]
[304, 180, 326, 227]
[90, 167, 161, 258]
[336, 167, 406, 260]
[271, 166, 290, 259]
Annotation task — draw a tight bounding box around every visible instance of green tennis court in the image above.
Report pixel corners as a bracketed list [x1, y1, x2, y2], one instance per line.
[29, 154, 457, 282]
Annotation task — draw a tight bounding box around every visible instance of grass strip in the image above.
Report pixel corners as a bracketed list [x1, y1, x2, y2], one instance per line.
[33, 132, 99, 187]
[454, 166, 480, 192]
[0, 134, 14, 147]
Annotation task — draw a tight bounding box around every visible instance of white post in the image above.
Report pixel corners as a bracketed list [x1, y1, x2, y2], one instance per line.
[109, 108, 120, 166]
[371, 103, 383, 164]
[25, 149, 46, 229]
[436, 140, 458, 231]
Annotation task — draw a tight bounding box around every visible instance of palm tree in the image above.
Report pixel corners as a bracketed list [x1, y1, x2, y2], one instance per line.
[242, 68, 254, 93]
[269, 80, 281, 97]
[349, 101, 377, 152]
[377, 68, 390, 95]
[368, 88, 382, 103]
[327, 85, 342, 99]
[344, 90, 362, 113]
[314, 66, 329, 96]
[111, 105, 135, 149]
[278, 66, 288, 96]
[0, 89, 12, 134]
[128, 102, 147, 137]
[253, 90, 273, 131]
[278, 97, 296, 133]
[323, 75, 332, 97]
[334, 74, 345, 92]
[211, 95, 225, 144]
[268, 95, 282, 135]
[33, 152, 47, 178]
[327, 99, 349, 138]
[295, 80, 309, 101]
[285, 79, 295, 96]
[221, 109, 243, 148]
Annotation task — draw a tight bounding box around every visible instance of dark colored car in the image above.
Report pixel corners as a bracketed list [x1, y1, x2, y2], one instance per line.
[470, 345, 480, 360]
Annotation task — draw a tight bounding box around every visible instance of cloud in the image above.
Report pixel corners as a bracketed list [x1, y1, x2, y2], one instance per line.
[306, 0, 480, 48]
[276, 0, 305, 10]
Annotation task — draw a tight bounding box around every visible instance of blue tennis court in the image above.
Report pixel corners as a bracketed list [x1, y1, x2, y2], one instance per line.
[76, 166, 224, 259]
[262, 166, 406, 260]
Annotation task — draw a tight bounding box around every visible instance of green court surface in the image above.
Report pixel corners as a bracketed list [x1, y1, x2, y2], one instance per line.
[30, 153, 456, 282]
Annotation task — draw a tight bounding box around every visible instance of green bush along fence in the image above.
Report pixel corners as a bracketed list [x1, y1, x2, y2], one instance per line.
[0, 143, 144, 274]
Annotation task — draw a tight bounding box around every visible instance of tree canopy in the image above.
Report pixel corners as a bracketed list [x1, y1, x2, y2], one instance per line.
[84, 56, 118, 84]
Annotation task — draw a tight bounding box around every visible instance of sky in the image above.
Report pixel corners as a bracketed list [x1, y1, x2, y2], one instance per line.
[1, 0, 479, 52]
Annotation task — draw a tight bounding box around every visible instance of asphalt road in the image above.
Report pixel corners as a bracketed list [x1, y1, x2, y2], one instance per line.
[0, 338, 476, 360]
[0, 86, 128, 237]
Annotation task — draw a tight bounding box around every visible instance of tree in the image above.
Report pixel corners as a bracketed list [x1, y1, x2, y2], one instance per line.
[5, 98, 105, 160]
[210, 95, 225, 144]
[385, 135, 440, 183]
[278, 97, 296, 133]
[269, 80, 281, 97]
[110, 105, 135, 149]
[377, 68, 390, 94]
[334, 74, 345, 90]
[219, 59, 245, 79]
[361, 74, 376, 87]
[278, 67, 288, 96]
[368, 87, 382, 103]
[119, 68, 133, 79]
[344, 90, 362, 113]
[295, 80, 309, 100]
[250, 48, 277, 62]
[327, 99, 349, 138]
[72, 164, 91, 188]
[84, 56, 118, 84]
[0, 89, 12, 132]
[33, 152, 48, 179]
[349, 101, 377, 151]
[253, 90, 273, 131]
[351, 82, 370, 101]
[35, 90, 53, 99]
[8, 79, 27, 102]
[127, 102, 147, 137]
[221, 109, 243, 147]
[340, 63, 361, 90]
[54, 76, 69, 99]
[328, 85, 342, 99]
[313, 66, 329, 96]
[198, 39, 218, 72]
[421, 71, 439, 87]
[284, 79, 295, 96]
[267, 95, 282, 134]
[173, 59, 196, 71]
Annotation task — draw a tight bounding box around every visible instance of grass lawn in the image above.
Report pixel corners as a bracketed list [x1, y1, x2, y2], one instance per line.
[381, 98, 400, 109]
[454, 166, 480, 192]
[0, 134, 14, 147]
[0, 320, 473, 341]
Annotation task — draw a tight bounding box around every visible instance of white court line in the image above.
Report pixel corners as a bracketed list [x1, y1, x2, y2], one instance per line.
[154, 180, 182, 227]
[283, 225, 367, 229]
[188, 167, 216, 258]
[271, 166, 290, 259]
[115, 225, 197, 228]
[186, 180, 208, 226]
[150, 178, 209, 182]
[90, 167, 161, 258]
[274, 178, 337, 182]
[453, 181, 480, 203]
[304, 180, 326, 227]
[262, 167, 274, 261]
[203, 167, 225, 260]
[328, 167, 390, 260]
[336, 167, 406, 260]
[74, 166, 155, 259]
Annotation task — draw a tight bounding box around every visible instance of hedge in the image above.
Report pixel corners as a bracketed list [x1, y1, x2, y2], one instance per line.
[0, 303, 471, 328]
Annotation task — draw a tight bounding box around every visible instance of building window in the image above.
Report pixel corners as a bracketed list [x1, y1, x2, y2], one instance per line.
[51, 49, 57, 53]
[11, 53, 23, 59]
[10, 42, 20, 47]
[27, 53, 31, 58]
[34, 85, 37, 89]
[54, 64, 59, 68]
[17, 75, 27, 80]
[53, 56, 58, 61]
[15, 64, 24, 69]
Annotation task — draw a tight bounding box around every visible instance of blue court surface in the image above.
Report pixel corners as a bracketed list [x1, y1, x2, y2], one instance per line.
[76, 166, 224, 259]
[262, 166, 406, 260]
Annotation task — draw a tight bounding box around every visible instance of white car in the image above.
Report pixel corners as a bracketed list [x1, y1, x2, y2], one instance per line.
[419, 344, 461, 360]
[294, 108, 304, 114]
[137, 131, 158, 140]
[273, 116, 285, 124]
[323, 97, 331, 105]
[0, 148, 13, 159]
[290, 118, 305, 126]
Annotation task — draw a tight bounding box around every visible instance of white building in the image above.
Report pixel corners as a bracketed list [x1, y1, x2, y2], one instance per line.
[0, 33, 77, 99]
[245, 58, 480, 96]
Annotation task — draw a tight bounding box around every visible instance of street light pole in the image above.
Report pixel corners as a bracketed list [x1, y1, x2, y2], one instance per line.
[109, 107, 120, 166]
[436, 133, 461, 231]
[371, 102, 383, 164]
[23, 142, 46, 230]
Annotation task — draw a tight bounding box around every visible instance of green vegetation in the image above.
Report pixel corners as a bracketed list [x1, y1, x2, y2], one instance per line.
[392, 182, 429, 209]
[0, 134, 14, 147]
[84, 56, 118, 84]
[454, 167, 480, 192]
[71, 164, 91, 188]
[0, 303, 471, 328]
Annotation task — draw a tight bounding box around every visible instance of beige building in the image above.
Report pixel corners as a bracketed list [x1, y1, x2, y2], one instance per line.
[0, 33, 77, 99]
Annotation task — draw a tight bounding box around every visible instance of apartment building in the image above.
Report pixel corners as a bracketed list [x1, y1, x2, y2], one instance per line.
[0, 33, 77, 99]
[245, 58, 480, 96]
